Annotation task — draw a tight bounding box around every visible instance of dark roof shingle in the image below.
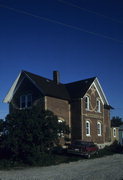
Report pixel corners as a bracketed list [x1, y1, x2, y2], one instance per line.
[65, 77, 96, 99]
[23, 71, 71, 100]
[23, 71, 95, 100]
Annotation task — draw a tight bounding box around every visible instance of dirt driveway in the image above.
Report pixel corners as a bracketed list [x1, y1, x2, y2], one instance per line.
[0, 154, 123, 180]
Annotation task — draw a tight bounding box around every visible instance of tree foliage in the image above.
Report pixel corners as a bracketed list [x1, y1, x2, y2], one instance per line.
[111, 116, 123, 127]
[0, 119, 4, 132]
[0, 107, 69, 164]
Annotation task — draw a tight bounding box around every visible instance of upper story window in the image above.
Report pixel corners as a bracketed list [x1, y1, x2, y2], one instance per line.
[86, 120, 90, 136]
[113, 128, 116, 137]
[97, 122, 101, 136]
[20, 94, 32, 109]
[85, 96, 90, 110]
[96, 99, 101, 112]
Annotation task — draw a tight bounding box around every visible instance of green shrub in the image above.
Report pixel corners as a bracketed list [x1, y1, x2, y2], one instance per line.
[98, 146, 113, 157]
[98, 140, 123, 157]
[109, 140, 123, 153]
[0, 108, 70, 166]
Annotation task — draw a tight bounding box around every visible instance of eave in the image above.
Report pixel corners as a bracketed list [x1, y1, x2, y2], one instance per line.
[3, 72, 22, 103]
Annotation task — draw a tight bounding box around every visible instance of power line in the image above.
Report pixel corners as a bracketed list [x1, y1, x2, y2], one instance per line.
[0, 3, 123, 44]
[58, 0, 123, 24]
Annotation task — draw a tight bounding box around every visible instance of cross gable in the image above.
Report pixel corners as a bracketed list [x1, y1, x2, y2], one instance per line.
[3, 71, 44, 103]
[86, 78, 109, 105]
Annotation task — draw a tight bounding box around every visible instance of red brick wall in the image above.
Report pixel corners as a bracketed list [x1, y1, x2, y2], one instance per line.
[104, 109, 111, 142]
[46, 96, 70, 126]
[70, 99, 82, 141]
[81, 85, 110, 144]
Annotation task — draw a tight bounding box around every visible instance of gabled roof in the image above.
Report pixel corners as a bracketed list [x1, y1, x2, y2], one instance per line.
[3, 70, 110, 107]
[65, 77, 110, 105]
[3, 70, 70, 103]
[65, 77, 96, 99]
[23, 71, 70, 100]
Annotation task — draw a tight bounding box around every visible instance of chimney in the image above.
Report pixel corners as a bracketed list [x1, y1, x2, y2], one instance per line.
[53, 71, 60, 84]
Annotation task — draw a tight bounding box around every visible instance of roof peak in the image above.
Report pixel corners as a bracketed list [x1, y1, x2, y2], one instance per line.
[22, 70, 96, 85]
[66, 77, 96, 85]
[22, 70, 52, 81]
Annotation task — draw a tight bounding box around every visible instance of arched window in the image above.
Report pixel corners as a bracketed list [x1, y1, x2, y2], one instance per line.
[97, 122, 101, 136]
[113, 128, 116, 137]
[58, 119, 63, 123]
[58, 119, 64, 137]
[86, 120, 90, 136]
[97, 99, 101, 112]
[85, 96, 90, 110]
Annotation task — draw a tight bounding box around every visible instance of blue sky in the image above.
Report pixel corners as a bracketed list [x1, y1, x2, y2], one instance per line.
[0, 0, 123, 119]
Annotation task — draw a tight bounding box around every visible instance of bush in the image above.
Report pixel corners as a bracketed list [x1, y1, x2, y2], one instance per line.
[109, 140, 123, 153]
[98, 146, 113, 157]
[52, 145, 67, 155]
[0, 107, 70, 165]
[98, 140, 123, 157]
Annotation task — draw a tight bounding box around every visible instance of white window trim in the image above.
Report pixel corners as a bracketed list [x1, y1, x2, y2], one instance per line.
[58, 119, 63, 123]
[85, 96, 90, 111]
[86, 120, 90, 136]
[113, 128, 116, 137]
[97, 122, 102, 136]
[20, 94, 32, 109]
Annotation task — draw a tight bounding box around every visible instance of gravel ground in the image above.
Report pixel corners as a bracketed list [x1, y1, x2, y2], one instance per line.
[0, 154, 123, 180]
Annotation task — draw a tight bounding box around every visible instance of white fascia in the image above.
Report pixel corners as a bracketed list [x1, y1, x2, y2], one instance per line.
[93, 78, 109, 105]
[86, 77, 109, 105]
[3, 72, 22, 103]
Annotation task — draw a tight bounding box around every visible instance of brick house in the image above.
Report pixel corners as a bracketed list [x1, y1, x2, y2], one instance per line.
[111, 127, 119, 143]
[118, 125, 123, 145]
[4, 70, 112, 146]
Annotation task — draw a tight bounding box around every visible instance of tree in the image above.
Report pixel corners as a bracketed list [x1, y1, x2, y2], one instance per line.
[0, 107, 69, 164]
[111, 116, 123, 127]
[0, 119, 4, 133]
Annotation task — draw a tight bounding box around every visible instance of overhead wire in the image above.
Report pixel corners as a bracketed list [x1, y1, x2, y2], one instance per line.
[0, 3, 123, 44]
[58, 0, 123, 24]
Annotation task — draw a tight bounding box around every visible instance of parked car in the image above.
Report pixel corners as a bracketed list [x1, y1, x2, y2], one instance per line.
[67, 140, 99, 158]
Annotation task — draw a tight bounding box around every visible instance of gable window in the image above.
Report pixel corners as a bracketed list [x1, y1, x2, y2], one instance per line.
[20, 95, 26, 109]
[85, 96, 90, 110]
[113, 128, 116, 137]
[97, 99, 101, 112]
[27, 94, 32, 107]
[97, 122, 101, 136]
[20, 94, 32, 109]
[86, 120, 90, 136]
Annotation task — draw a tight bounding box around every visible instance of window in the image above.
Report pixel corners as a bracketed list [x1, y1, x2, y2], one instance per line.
[58, 119, 63, 123]
[20, 95, 26, 109]
[86, 120, 90, 136]
[97, 122, 101, 136]
[113, 128, 116, 137]
[85, 96, 90, 110]
[27, 94, 32, 107]
[20, 94, 32, 109]
[58, 119, 64, 137]
[97, 99, 101, 112]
